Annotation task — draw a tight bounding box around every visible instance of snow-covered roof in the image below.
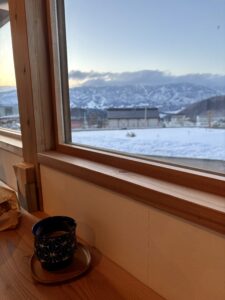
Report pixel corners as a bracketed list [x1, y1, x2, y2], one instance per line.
[0, 114, 19, 120]
[107, 108, 159, 119]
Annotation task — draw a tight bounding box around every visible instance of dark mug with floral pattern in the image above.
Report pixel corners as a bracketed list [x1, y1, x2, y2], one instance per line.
[32, 216, 77, 271]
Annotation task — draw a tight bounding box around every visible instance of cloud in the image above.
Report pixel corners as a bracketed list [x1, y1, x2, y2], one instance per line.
[69, 71, 89, 80]
[69, 70, 115, 80]
[69, 70, 116, 87]
[68, 69, 225, 89]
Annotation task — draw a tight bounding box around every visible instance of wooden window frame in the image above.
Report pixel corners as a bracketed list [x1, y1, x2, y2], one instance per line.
[2, 0, 224, 232]
[44, 0, 225, 234]
[3, 0, 57, 209]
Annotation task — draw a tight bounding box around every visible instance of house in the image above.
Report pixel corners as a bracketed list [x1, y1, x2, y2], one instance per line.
[0, 104, 17, 117]
[70, 107, 87, 129]
[70, 108, 107, 129]
[0, 114, 20, 130]
[107, 107, 159, 129]
[0, 103, 19, 129]
[0, 1, 224, 300]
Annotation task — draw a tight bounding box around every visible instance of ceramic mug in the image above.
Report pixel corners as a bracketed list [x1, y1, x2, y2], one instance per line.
[32, 216, 77, 271]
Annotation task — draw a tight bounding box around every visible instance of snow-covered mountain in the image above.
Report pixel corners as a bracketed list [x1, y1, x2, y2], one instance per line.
[180, 95, 225, 120]
[0, 87, 18, 107]
[69, 83, 223, 111]
[1, 82, 224, 112]
[68, 70, 225, 111]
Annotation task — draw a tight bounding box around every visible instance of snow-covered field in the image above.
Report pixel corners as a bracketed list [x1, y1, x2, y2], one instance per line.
[72, 128, 225, 160]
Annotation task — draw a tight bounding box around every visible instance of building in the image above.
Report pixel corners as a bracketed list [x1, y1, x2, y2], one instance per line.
[0, 104, 20, 129]
[0, 104, 18, 117]
[0, 114, 20, 130]
[70, 108, 107, 129]
[70, 108, 87, 129]
[107, 107, 159, 129]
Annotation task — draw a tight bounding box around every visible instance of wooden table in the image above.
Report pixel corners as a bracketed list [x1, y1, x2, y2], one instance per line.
[0, 210, 165, 300]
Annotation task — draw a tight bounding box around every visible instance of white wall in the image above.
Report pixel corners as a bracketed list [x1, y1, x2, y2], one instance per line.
[0, 148, 22, 189]
[40, 165, 225, 300]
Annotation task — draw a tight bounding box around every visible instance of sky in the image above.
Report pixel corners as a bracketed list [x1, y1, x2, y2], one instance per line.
[1, 0, 225, 87]
[0, 22, 16, 86]
[64, 0, 225, 79]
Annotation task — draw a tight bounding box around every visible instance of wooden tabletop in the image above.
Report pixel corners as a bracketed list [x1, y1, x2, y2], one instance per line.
[0, 210, 165, 300]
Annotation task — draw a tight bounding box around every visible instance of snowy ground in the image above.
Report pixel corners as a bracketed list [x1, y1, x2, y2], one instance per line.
[72, 128, 225, 161]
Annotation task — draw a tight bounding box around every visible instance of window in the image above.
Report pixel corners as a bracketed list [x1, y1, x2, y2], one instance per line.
[54, 0, 225, 174]
[0, 0, 223, 234]
[0, 1, 20, 131]
[10, 0, 221, 234]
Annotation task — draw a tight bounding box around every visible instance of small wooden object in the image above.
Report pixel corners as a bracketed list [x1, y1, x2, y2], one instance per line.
[13, 162, 38, 212]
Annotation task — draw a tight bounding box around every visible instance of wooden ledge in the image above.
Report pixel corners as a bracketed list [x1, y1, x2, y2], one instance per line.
[0, 134, 23, 156]
[38, 151, 225, 235]
[0, 209, 165, 300]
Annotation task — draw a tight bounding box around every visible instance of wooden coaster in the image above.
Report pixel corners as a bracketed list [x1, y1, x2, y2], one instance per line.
[30, 243, 91, 284]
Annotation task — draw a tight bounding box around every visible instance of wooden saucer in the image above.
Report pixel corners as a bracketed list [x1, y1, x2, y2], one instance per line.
[30, 243, 91, 284]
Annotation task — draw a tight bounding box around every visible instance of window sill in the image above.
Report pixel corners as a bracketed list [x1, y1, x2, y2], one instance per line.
[38, 151, 225, 235]
[0, 129, 22, 156]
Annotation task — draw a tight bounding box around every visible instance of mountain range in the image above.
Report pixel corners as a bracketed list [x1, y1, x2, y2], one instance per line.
[68, 70, 225, 111]
[1, 71, 225, 112]
[69, 82, 223, 112]
[180, 95, 225, 121]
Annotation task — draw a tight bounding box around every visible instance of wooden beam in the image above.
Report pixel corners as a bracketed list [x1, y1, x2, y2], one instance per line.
[24, 0, 56, 152]
[8, 0, 37, 162]
[8, 0, 57, 210]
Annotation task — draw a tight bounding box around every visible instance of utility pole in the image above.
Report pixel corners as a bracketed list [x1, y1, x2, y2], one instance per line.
[208, 110, 212, 128]
[145, 107, 147, 127]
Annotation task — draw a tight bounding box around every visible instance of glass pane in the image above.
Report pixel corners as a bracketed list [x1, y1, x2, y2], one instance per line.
[63, 0, 225, 174]
[0, 1, 20, 131]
